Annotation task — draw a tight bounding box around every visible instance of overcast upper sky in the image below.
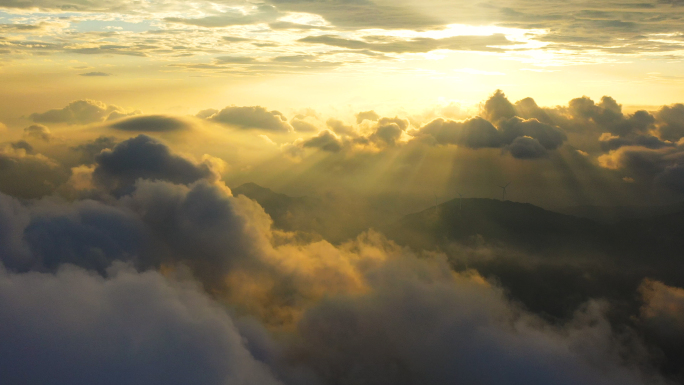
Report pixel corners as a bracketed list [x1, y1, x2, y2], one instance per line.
[0, 0, 683, 118]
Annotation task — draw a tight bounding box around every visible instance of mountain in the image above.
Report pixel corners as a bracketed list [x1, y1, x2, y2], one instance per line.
[383, 196, 684, 321]
[552, 201, 684, 223]
[383, 198, 611, 255]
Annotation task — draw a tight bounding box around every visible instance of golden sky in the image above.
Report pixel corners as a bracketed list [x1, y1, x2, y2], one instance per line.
[1, 0, 684, 119]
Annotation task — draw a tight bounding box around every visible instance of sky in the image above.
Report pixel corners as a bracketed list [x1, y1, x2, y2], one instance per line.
[2, 1, 684, 385]
[1, 0, 684, 119]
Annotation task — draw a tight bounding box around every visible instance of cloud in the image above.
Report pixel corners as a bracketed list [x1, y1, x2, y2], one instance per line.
[596, 143, 684, 192]
[93, 135, 215, 194]
[165, 5, 280, 28]
[499, 116, 567, 150]
[286, 255, 661, 385]
[109, 115, 190, 132]
[208, 106, 292, 132]
[416, 117, 503, 148]
[266, 0, 442, 29]
[598, 133, 673, 152]
[10, 140, 33, 153]
[367, 117, 410, 147]
[196, 109, 219, 119]
[79, 72, 111, 76]
[639, 279, 684, 342]
[0, 143, 68, 199]
[23, 124, 52, 142]
[299, 33, 512, 53]
[71, 136, 118, 164]
[562, 96, 655, 136]
[290, 117, 319, 132]
[655, 103, 684, 142]
[482, 89, 518, 123]
[506, 136, 548, 159]
[0, 263, 282, 385]
[356, 110, 380, 124]
[302, 130, 343, 152]
[326, 118, 355, 136]
[30, 100, 135, 124]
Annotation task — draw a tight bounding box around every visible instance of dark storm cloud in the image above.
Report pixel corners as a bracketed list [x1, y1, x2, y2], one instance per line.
[299, 33, 513, 53]
[93, 135, 214, 193]
[30, 99, 135, 124]
[109, 115, 190, 132]
[0, 264, 282, 385]
[208, 106, 292, 132]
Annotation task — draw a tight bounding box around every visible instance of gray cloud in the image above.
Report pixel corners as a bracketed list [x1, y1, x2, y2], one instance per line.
[109, 115, 190, 132]
[299, 33, 512, 53]
[326, 118, 354, 136]
[0, 263, 282, 385]
[0, 145, 68, 199]
[499, 116, 567, 150]
[23, 124, 52, 142]
[267, 0, 442, 29]
[208, 106, 292, 132]
[356, 110, 380, 124]
[302, 130, 343, 152]
[416, 117, 503, 148]
[10, 140, 33, 154]
[290, 117, 319, 132]
[79, 71, 111, 76]
[287, 256, 661, 385]
[30, 100, 134, 125]
[367, 117, 409, 147]
[599, 134, 674, 151]
[165, 5, 280, 27]
[482, 89, 518, 123]
[71, 136, 118, 164]
[506, 136, 548, 159]
[93, 135, 214, 194]
[598, 144, 684, 192]
[655, 103, 684, 142]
